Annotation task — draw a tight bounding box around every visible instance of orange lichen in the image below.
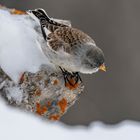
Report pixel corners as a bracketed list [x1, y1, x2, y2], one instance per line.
[53, 79, 59, 85]
[36, 103, 47, 115]
[49, 115, 60, 120]
[47, 101, 51, 107]
[35, 88, 41, 96]
[58, 98, 67, 113]
[11, 9, 26, 15]
[65, 78, 79, 90]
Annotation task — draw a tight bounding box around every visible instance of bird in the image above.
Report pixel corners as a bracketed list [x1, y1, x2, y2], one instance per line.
[27, 8, 106, 86]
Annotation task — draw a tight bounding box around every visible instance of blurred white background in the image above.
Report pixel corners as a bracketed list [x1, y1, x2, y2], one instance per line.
[0, 98, 140, 140]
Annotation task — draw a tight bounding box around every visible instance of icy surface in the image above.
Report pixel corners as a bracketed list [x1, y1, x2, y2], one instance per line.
[0, 99, 140, 140]
[0, 9, 52, 83]
[5, 86, 25, 105]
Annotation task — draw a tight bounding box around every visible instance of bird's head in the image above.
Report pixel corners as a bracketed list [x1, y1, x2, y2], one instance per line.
[80, 44, 106, 74]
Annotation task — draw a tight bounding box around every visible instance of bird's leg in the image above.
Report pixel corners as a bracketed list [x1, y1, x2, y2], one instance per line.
[59, 67, 82, 87]
[41, 25, 47, 40]
[59, 67, 74, 86]
[72, 72, 82, 85]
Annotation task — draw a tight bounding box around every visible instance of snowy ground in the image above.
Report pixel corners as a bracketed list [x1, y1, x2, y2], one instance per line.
[0, 99, 140, 140]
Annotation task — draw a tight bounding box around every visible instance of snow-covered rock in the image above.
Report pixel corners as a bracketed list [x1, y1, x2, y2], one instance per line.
[0, 9, 52, 83]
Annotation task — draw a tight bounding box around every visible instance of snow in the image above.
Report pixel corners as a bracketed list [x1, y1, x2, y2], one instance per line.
[5, 86, 25, 105]
[0, 9, 52, 83]
[0, 99, 140, 140]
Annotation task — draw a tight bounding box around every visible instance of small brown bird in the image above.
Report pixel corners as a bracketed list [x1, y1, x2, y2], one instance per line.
[27, 9, 106, 85]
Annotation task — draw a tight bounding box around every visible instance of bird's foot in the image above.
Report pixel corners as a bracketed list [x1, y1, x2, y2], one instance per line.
[59, 67, 82, 90]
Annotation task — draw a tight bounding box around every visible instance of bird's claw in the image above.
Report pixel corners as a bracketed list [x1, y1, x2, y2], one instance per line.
[59, 67, 82, 88]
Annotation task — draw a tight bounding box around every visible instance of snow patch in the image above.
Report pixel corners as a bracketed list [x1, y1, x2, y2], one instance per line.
[5, 86, 24, 105]
[0, 99, 140, 140]
[0, 9, 52, 83]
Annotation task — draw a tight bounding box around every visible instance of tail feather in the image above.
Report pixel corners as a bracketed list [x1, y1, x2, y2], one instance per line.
[35, 8, 50, 22]
[27, 10, 47, 28]
[27, 9, 68, 40]
[35, 8, 68, 28]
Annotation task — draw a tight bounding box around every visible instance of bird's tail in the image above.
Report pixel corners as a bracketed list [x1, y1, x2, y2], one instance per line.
[27, 8, 67, 32]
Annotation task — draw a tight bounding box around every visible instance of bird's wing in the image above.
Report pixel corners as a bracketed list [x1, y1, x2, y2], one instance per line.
[47, 34, 72, 54]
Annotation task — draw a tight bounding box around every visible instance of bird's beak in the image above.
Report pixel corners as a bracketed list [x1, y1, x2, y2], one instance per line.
[99, 64, 106, 72]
